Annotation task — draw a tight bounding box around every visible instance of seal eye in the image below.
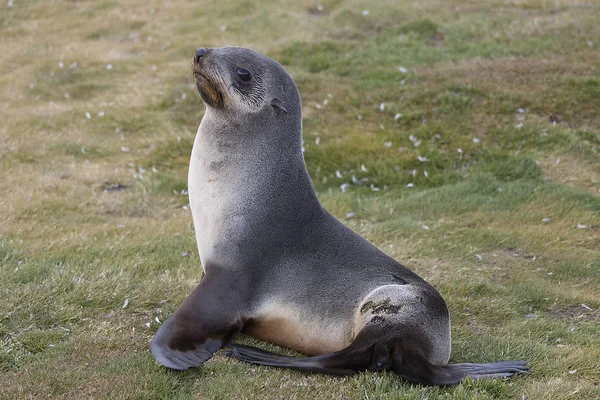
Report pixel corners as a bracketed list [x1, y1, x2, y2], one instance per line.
[237, 68, 252, 82]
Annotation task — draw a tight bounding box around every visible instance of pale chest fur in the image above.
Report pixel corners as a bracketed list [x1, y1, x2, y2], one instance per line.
[187, 125, 240, 267]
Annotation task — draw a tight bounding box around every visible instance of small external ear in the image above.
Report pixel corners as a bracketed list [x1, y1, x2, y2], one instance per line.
[270, 98, 288, 114]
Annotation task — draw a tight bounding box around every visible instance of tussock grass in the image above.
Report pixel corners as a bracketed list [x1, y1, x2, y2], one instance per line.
[1, 0, 599, 398]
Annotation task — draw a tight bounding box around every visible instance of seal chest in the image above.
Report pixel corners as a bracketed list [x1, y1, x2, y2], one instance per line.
[187, 121, 229, 268]
[150, 46, 530, 385]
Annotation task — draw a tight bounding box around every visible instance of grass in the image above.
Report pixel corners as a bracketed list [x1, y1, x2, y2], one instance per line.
[1, 0, 599, 398]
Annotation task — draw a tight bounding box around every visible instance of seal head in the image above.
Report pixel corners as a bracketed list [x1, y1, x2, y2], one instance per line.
[192, 46, 293, 116]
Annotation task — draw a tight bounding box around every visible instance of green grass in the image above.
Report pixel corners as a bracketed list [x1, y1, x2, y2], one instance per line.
[1, 0, 599, 398]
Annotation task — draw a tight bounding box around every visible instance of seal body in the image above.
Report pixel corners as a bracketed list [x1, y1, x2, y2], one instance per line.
[150, 47, 529, 385]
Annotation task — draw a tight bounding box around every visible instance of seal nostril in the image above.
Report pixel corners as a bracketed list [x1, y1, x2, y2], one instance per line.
[195, 47, 208, 63]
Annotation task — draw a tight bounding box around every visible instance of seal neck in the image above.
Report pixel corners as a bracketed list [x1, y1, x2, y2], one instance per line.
[191, 107, 323, 236]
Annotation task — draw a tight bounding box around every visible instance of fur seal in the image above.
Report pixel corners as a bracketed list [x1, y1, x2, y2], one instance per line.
[150, 46, 529, 385]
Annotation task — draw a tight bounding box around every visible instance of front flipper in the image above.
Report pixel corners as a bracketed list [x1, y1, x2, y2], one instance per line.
[150, 272, 244, 370]
[150, 315, 225, 370]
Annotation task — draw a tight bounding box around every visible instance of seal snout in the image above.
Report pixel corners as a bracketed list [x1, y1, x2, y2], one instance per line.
[195, 47, 208, 63]
[192, 47, 224, 109]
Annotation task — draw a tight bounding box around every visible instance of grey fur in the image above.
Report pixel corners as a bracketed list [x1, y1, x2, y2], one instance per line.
[150, 47, 529, 385]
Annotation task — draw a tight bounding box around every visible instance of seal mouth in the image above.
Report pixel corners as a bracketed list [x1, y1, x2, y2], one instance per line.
[192, 61, 225, 109]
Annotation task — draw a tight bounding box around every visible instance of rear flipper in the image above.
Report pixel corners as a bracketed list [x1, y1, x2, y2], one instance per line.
[394, 355, 530, 385]
[227, 343, 529, 386]
[226, 344, 356, 375]
[447, 360, 530, 379]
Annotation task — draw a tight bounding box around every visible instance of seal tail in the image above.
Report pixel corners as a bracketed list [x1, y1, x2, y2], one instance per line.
[227, 343, 529, 386]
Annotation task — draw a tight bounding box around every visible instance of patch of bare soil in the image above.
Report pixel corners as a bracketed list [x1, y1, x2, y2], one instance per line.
[547, 304, 599, 321]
